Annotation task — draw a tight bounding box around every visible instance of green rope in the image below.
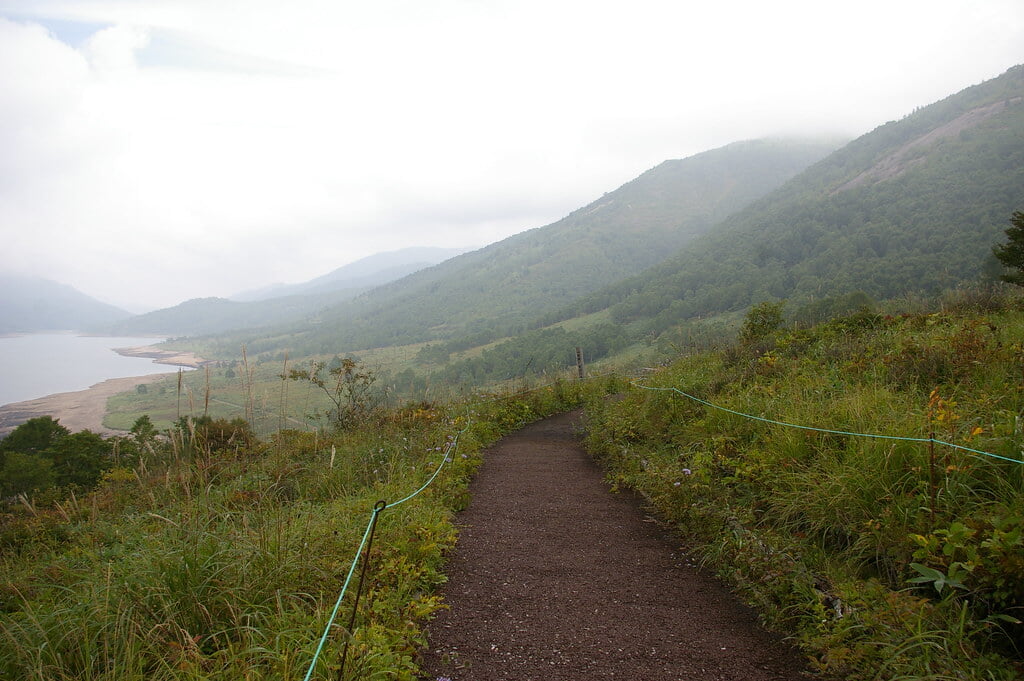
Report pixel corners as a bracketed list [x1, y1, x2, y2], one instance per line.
[390, 428, 464, 508]
[302, 427, 466, 681]
[632, 381, 1024, 465]
[302, 510, 377, 681]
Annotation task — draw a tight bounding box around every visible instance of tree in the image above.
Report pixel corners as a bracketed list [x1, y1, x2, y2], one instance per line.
[0, 416, 69, 455]
[45, 431, 111, 489]
[992, 211, 1024, 286]
[286, 358, 382, 430]
[0, 452, 56, 497]
[740, 300, 785, 345]
[0, 416, 69, 469]
[130, 415, 158, 446]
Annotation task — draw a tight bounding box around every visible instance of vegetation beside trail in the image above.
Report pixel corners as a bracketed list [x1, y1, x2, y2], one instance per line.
[6, 284, 1024, 680]
[584, 290, 1024, 679]
[0, 374, 613, 680]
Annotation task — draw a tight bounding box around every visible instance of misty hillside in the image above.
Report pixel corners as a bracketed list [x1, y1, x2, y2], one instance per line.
[101, 295, 335, 337]
[231, 247, 466, 301]
[105, 248, 465, 336]
[558, 64, 1024, 334]
[207, 137, 841, 356]
[0, 275, 131, 333]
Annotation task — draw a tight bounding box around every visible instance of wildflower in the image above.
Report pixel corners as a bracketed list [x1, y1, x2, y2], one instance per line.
[681, 468, 692, 475]
[673, 481, 681, 487]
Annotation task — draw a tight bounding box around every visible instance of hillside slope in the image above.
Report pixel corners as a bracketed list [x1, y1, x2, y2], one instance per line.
[0, 275, 130, 332]
[102, 295, 337, 337]
[210, 137, 841, 356]
[551, 65, 1024, 335]
[103, 248, 465, 336]
[231, 247, 466, 301]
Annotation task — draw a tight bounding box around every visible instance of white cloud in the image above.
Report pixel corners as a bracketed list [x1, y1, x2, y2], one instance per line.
[0, 1, 1022, 310]
[83, 23, 148, 75]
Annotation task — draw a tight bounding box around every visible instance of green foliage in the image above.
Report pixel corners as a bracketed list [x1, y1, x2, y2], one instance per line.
[286, 358, 383, 430]
[739, 300, 785, 345]
[992, 210, 1024, 286]
[0, 418, 113, 497]
[129, 415, 158, 445]
[430, 323, 629, 387]
[174, 415, 256, 456]
[0, 371, 613, 680]
[584, 302, 1024, 679]
[0, 452, 56, 497]
[791, 291, 875, 327]
[0, 416, 69, 463]
[46, 431, 112, 489]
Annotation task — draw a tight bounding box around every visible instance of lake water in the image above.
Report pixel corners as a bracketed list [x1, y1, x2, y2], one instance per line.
[0, 334, 180, 407]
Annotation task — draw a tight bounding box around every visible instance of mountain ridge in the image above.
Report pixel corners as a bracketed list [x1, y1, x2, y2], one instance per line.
[102, 247, 468, 336]
[0, 274, 131, 333]
[206, 136, 842, 356]
[231, 247, 467, 301]
[540, 65, 1024, 342]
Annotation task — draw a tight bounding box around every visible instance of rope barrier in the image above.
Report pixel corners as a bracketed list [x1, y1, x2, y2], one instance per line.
[631, 380, 1024, 465]
[302, 377, 611, 679]
[301, 427, 465, 681]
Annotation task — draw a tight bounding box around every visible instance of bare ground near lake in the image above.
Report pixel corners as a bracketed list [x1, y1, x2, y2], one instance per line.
[0, 373, 175, 437]
[0, 344, 205, 437]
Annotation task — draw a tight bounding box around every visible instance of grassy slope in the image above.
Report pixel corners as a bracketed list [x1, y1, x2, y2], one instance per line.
[584, 291, 1024, 679]
[1, 378, 611, 680]
[7, 290, 1024, 679]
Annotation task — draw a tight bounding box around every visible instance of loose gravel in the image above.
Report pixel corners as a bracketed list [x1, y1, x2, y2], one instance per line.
[418, 410, 812, 680]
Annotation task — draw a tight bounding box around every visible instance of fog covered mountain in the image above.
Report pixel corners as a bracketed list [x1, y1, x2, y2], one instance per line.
[0, 275, 131, 333]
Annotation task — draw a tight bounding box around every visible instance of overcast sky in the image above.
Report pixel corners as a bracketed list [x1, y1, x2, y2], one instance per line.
[1, 1, 1022, 311]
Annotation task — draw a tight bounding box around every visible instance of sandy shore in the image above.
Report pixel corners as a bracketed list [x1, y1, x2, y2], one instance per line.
[0, 344, 208, 438]
[0, 373, 177, 437]
[114, 344, 207, 369]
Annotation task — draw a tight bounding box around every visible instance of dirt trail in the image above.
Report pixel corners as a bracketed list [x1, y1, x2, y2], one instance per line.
[419, 411, 810, 680]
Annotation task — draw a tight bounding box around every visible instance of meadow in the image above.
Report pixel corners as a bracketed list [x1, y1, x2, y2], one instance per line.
[584, 289, 1024, 679]
[0, 372, 611, 680]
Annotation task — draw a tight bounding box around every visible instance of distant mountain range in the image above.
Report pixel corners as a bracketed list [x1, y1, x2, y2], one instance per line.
[13, 63, 1024, 387]
[198, 136, 842, 356]
[230, 247, 467, 301]
[0, 275, 131, 333]
[102, 247, 466, 336]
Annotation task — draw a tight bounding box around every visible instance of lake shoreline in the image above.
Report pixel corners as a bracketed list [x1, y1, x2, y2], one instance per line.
[0, 373, 175, 437]
[114, 344, 207, 369]
[0, 342, 208, 438]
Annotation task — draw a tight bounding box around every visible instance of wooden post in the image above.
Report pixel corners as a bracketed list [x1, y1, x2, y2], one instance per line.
[575, 347, 586, 380]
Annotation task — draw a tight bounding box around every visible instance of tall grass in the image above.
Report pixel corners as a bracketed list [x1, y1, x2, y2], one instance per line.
[585, 304, 1024, 680]
[0, 371, 610, 680]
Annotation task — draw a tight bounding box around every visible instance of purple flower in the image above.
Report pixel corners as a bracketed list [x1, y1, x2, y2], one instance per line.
[681, 468, 692, 475]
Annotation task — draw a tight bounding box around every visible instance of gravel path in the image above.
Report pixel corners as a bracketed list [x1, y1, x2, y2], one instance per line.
[419, 410, 811, 680]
